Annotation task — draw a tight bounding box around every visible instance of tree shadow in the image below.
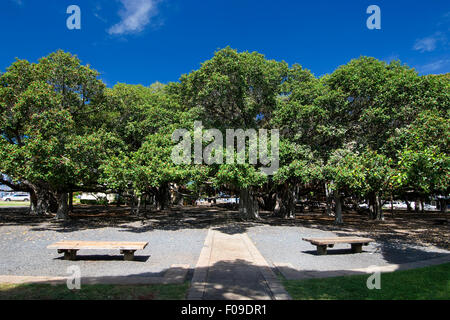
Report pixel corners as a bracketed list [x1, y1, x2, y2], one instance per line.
[0, 264, 192, 298]
[297, 229, 449, 263]
[301, 249, 365, 256]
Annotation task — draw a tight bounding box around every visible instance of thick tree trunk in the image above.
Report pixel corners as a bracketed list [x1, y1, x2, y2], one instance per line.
[239, 188, 260, 220]
[439, 198, 448, 213]
[375, 193, 384, 221]
[369, 193, 384, 220]
[334, 191, 343, 224]
[28, 190, 38, 215]
[261, 192, 276, 211]
[173, 187, 184, 206]
[405, 197, 412, 212]
[155, 184, 169, 211]
[274, 184, 295, 219]
[68, 192, 73, 213]
[130, 194, 145, 216]
[28, 187, 53, 216]
[56, 192, 69, 220]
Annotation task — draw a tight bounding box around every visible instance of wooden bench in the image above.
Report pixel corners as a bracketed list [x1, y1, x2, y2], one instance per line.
[47, 241, 148, 261]
[302, 237, 374, 255]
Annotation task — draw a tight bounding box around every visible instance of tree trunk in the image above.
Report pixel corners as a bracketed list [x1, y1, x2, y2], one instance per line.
[239, 188, 260, 220]
[130, 195, 136, 213]
[405, 198, 412, 212]
[130, 194, 144, 216]
[56, 192, 69, 220]
[439, 198, 448, 213]
[68, 192, 73, 213]
[261, 192, 276, 211]
[274, 184, 295, 219]
[375, 193, 384, 221]
[368, 192, 376, 220]
[390, 193, 394, 217]
[116, 193, 122, 207]
[334, 191, 343, 224]
[325, 182, 333, 216]
[28, 187, 53, 216]
[155, 184, 169, 211]
[173, 187, 184, 206]
[28, 190, 38, 215]
[135, 196, 144, 216]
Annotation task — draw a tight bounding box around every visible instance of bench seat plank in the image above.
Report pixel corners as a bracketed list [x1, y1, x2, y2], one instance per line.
[47, 241, 148, 251]
[302, 237, 374, 246]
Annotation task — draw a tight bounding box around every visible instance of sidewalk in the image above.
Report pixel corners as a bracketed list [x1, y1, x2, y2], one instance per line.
[188, 229, 291, 300]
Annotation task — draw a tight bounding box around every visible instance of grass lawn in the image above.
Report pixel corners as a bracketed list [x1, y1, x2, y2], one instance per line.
[282, 263, 450, 300]
[0, 282, 189, 300]
[0, 201, 29, 207]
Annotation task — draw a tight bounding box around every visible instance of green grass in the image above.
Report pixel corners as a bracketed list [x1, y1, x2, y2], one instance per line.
[0, 282, 189, 300]
[0, 201, 29, 207]
[282, 263, 450, 300]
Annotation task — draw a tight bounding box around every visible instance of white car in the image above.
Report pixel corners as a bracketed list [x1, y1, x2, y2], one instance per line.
[388, 201, 416, 210]
[423, 204, 437, 211]
[358, 203, 369, 209]
[2, 194, 30, 202]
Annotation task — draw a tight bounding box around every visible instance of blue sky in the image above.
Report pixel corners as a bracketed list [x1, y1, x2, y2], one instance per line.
[1, 0, 449, 87]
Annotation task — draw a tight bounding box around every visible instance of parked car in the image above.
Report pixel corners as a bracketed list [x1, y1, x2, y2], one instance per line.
[217, 197, 239, 204]
[423, 203, 437, 211]
[2, 194, 30, 202]
[358, 203, 369, 209]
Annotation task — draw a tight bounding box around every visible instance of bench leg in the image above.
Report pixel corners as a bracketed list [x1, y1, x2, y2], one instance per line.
[351, 243, 363, 253]
[317, 245, 327, 255]
[61, 250, 78, 260]
[121, 250, 135, 261]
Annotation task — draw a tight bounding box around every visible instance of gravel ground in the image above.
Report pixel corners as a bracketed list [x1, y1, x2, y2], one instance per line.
[1, 218, 448, 279]
[0, 221, 207, 278]
[247, 225, 450, 271]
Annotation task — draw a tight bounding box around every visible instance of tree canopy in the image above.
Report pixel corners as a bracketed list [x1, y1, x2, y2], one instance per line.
[0, 49, 448, 221]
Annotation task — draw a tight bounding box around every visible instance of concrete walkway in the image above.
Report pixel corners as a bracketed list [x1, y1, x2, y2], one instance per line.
[188, 229, 291, 300]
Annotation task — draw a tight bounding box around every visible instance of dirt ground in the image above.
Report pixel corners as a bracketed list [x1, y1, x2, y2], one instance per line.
[0, 204, 448, 250]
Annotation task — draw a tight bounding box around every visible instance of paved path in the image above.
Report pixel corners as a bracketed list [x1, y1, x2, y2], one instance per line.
[188, 229, 291, 300]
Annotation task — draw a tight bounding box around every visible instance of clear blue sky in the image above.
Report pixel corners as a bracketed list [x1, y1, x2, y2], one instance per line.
[1, 0, 449, 87]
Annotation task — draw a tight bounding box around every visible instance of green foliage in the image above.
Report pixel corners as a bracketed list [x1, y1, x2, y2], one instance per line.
[273, 140, 323, 185]
[0, 51, 115, 195]
[180, 47, 288, 129]
[0, 49, 448, 218]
